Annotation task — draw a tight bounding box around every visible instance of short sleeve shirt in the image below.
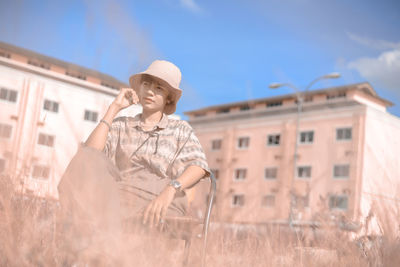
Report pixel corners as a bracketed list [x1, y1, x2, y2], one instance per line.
[104, 114, 210, 180]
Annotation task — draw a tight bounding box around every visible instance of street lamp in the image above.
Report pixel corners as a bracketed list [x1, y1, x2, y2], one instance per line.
[268, 72, 341, 227]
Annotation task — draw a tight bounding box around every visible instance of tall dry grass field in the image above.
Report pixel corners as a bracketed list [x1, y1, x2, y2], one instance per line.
[1, 172, 399, 266]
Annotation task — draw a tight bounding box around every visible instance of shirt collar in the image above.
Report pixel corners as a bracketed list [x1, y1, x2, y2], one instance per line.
[131, 113, 169, 130]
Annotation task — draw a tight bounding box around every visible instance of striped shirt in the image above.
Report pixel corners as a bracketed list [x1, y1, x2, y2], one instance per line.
[104, 114, 210, 181]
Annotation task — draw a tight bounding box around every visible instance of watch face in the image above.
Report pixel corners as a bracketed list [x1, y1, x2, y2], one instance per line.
[170, 180, 181, 189]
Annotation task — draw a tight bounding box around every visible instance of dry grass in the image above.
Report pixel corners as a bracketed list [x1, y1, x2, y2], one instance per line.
[1, 173, 399, 267]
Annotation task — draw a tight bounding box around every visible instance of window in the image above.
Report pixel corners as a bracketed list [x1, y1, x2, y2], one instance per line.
[295, 96, 313, 103]
[234, 168, 247, 181]
[0, 158, 5, 173]
[84, 110, 98, 122]
[237, 137, 249, 149]
[38, 133, 55, 147]
[239, 105, 250, 111]
[327, 92, 346, 100]
[101, 82, 117, 90]
[264, 168, 277, 179]
[32, 165, 50, 180]
[217, 108, 230, 114]
[0, 51, 10, 58]
[267, 134, 280, 146]
[232, 194, 245, 206]
[297, 166, 311, 178]
[27, 60, 50, 70]
[210, 169, 219, 180]
[43, 99, 59, 113]
[65, 71, 86, 80]
[266, 101, 282, 107]
[329, 195, 348, 210]
[0, 123, 12, 138]
[299, 131, 314, 144]
[336, 128, 352, 141]
[0, 88, 18, 103]
[262, 195, 275, 207]
[211, 139, 222, 150]
[333, 164, 350, 178]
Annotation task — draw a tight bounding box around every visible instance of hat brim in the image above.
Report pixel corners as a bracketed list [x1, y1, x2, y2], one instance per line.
[129, 73, 182, 115]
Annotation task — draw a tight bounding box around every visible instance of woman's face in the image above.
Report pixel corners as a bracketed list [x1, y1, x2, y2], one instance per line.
[138, 75, 169, 113]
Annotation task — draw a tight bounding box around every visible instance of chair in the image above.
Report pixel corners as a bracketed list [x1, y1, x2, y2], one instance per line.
[133, 172, 217, 267]
[179, 172, 217, 267]
[121, 172, 216, 266]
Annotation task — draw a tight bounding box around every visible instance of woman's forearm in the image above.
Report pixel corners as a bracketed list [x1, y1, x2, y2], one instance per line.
[176, 165, 206, 190]
[84, 104, 120, 150]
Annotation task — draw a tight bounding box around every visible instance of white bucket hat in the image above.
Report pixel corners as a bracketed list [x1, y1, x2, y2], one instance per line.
[129, 60, 183, 115]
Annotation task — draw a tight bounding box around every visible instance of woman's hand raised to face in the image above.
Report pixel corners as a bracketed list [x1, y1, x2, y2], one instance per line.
[111, 88, 139, 111]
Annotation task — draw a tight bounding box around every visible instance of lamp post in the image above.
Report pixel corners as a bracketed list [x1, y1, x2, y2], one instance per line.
[268, 72, 340, 227]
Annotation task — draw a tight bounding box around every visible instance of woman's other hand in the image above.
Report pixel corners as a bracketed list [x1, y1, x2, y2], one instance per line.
[142, 186, 176, 228]
[111, 88, 139, 111]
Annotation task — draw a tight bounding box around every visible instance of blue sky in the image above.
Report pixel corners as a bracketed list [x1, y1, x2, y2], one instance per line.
[1, 0, 399, 117]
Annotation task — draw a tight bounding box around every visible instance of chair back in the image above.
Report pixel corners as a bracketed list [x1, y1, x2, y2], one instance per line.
[200, 172, 217, 267]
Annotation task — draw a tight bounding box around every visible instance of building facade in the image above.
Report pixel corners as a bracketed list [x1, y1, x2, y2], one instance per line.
[186, 83, 400, 231]
[0, 42, 140, 198]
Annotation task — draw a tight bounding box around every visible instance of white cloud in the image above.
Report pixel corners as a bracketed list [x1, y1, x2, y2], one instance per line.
[347, 49, 400, 92]
[346, 32, 400, 51]
[179, 0, 202, 13]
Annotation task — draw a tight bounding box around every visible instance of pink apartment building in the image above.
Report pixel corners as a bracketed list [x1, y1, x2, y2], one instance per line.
[0, 41, 141, 198]
[186, 84, 400, 232]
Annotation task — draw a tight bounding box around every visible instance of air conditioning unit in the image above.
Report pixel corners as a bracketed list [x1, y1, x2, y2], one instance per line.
[10, 115, 18, 120]
[3, 151, 13, 158]
[345, 150, 353, 156]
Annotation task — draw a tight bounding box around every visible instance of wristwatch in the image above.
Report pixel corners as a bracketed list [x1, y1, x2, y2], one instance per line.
[168, 180, 182, 192]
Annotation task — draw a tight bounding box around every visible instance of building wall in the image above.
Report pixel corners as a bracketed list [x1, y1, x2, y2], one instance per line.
[190, 99, 372, 224]
[358, 107, 400, 234]
[0, 57, 140, 198]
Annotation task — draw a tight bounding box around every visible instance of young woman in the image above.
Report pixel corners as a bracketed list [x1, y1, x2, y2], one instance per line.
[59, 60, 210, 234]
